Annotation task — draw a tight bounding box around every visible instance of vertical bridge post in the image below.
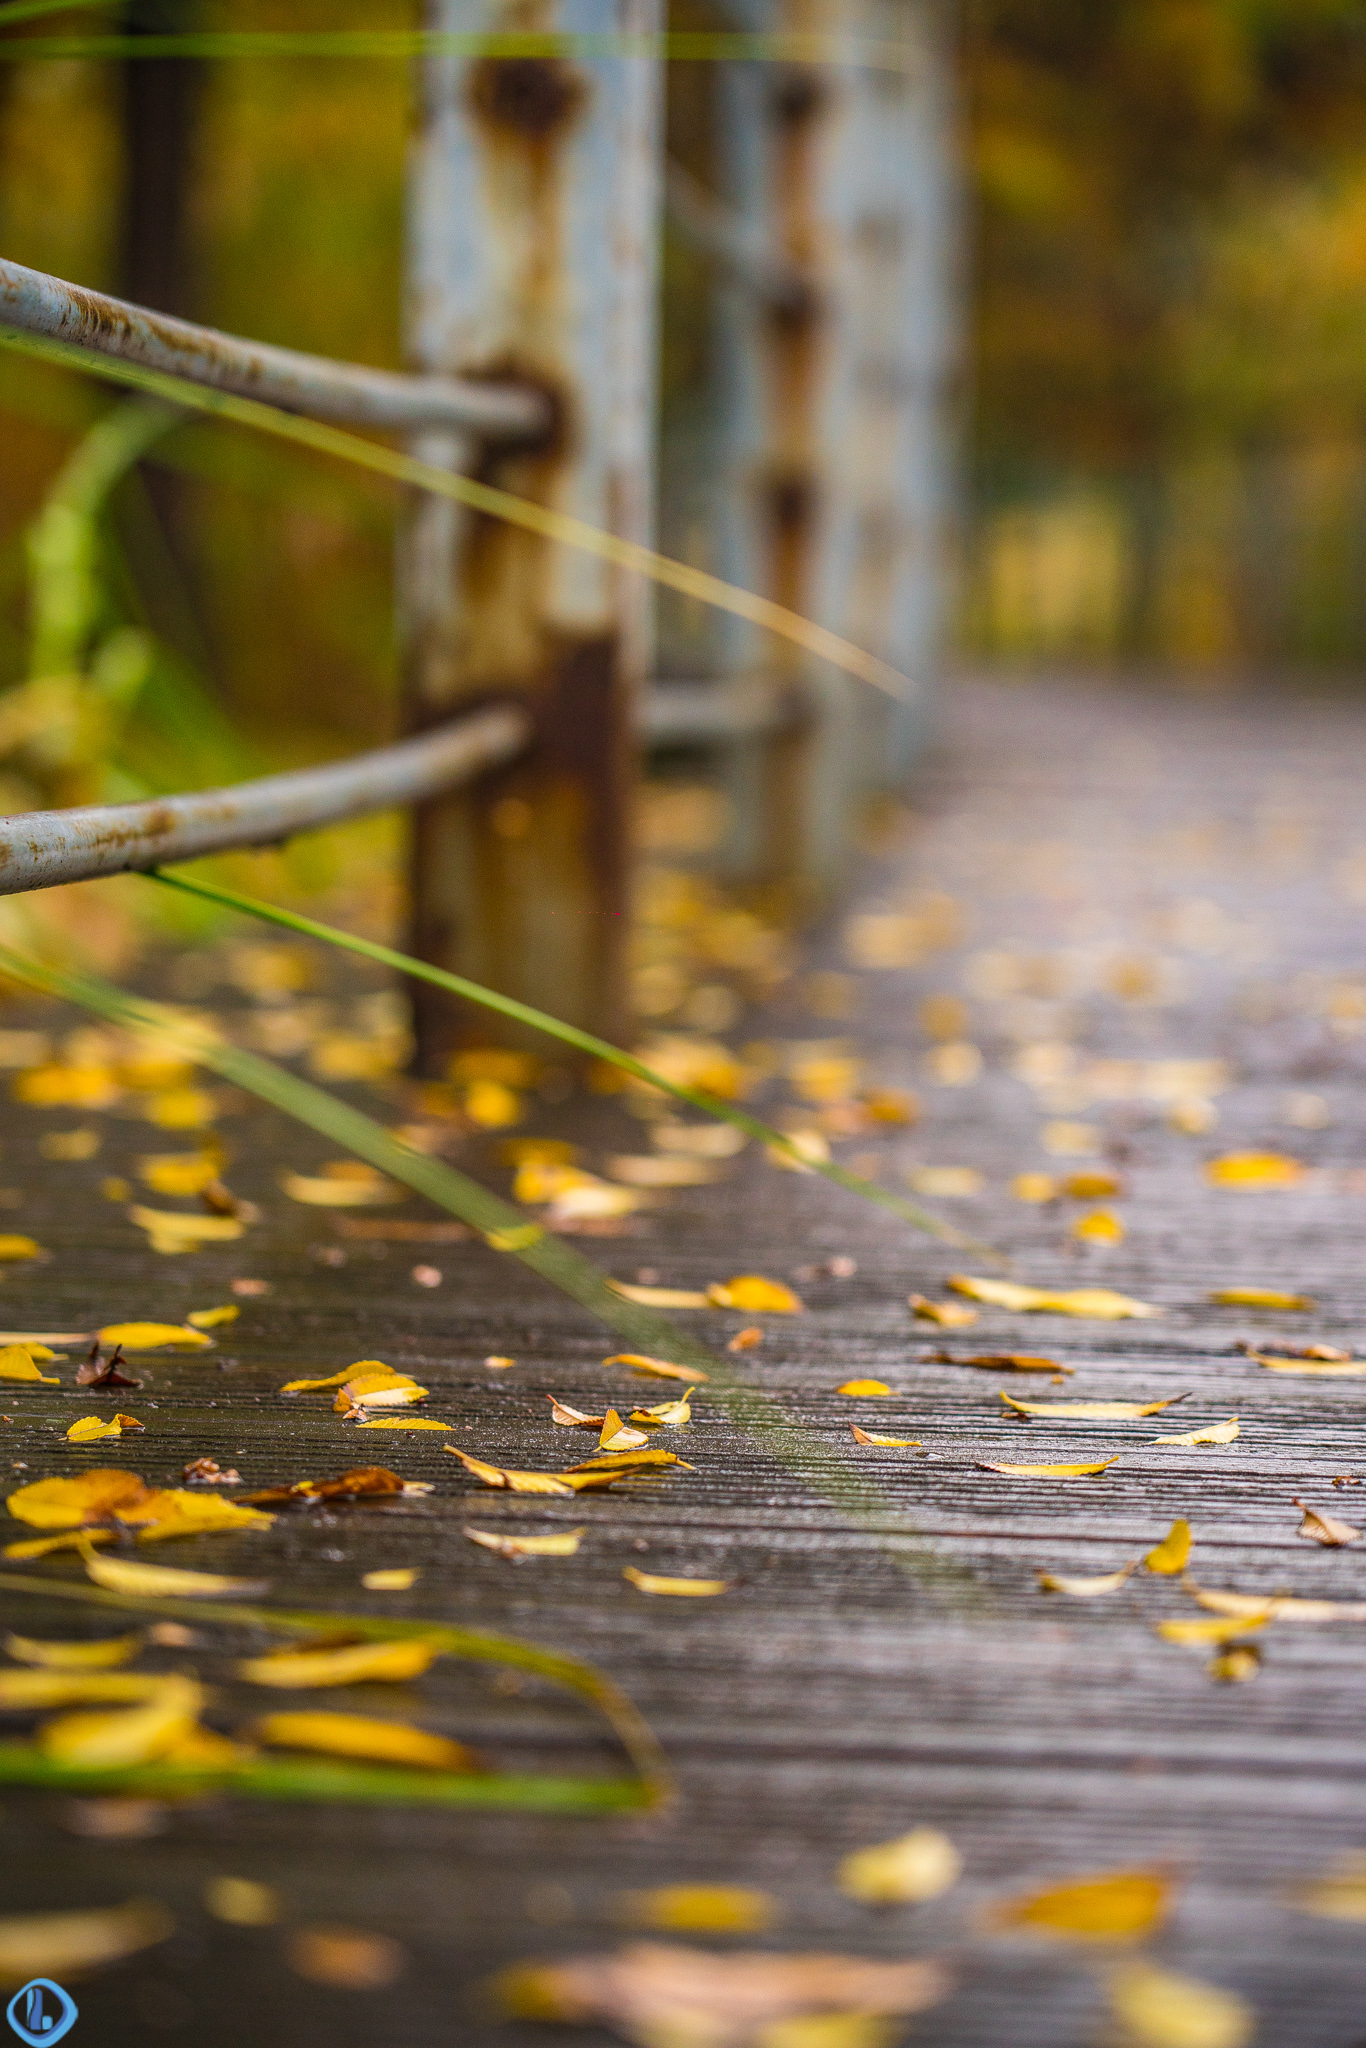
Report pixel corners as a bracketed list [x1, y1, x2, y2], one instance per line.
[402, 0, 663, 1071]
[712, 0, 957, 906]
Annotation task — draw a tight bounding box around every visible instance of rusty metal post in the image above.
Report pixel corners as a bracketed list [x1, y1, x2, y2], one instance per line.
[401, 0, 663, 1071]
[710, 0, 958, 905]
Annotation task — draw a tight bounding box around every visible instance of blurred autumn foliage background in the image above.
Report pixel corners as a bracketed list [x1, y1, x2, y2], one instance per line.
[3, 0, 1366, 858]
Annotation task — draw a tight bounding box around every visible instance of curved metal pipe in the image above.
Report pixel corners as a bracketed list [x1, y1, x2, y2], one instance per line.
[0, 256, 551, 441]
[0, 703, 530, 894]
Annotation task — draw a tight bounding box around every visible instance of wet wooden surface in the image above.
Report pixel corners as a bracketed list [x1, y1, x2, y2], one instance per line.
[2, 676, 1365, 2047]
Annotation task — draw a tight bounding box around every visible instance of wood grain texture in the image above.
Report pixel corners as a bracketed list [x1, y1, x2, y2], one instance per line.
[1, 677, 1364, 2045]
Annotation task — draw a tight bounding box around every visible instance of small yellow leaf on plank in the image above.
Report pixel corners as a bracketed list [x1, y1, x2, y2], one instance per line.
[1152, 1418, 1239, 1446]
[0, 1345, 59, 1384]
[838, 1829, 962, 1905]
[850, 1427, 922, 1447]
[0, 1236, 43, 1262]
[607, 1280, 711, 1308]
[617, 1885, 778, 1933]
[603, 1353, 709, 1384]
[1186, 1586, 1366, 1624]
[547, 1398, 604, 1427]
[566, 1448, 694, 1474]
[706, 1275, 804, 1314]
[463, 1526, 585, 1559]
[1210, 1287, 1312, 1311]
[281, 1366, 358, 1392]
[38, 1674, 204, 1769]
[1002, 1393, 1184, 1420]
[1072, 1209, 1124, 1245]
[252, 1710, 475, 1771]
[599, 1409, 650, 1451]
[240, 1639, 440, 1688]
[1293, 1498, 1361, 1546]
[353, 1418, 454, 1431]
[1155, 1616, 1273, 1646]
[1251, 1352, 1366, 1376]
[1144, 1520, 1192, 1574]
[837, 1379, 893, 1396]
[948, 1276, 1159, 1319]
[623, 1566, 728, 1596]
[445, 1447, 578, 1495]
[990, 1870, 1172, 1942]
[280, 1168, 402, 1207]
[1065, 1171, 1122, 1199]
[1209, 1644, 1261, 1683]
[1108, 1962, 1255, 2048]
[66, 1414, 143, 1443]
[4, 1631, 141, 1668]
[1012, 1173, 1058, 1203]
[950, 1352, 1072, 1375]
[204, 1877, 279, 1927]
[0, 1900, 173, 1987]
[1038, 1564, 1138, 1597]
[630, 1397, 692, 1427]
[0, 1669, 169, 1709]
[362, 1568, 419, 1590]
[483, 1355, 515, 1370]
[4, 1529, 116, 1560]
[138, 1150, 221, 1197]
[1204, 1151, 1304, 1189]
[979, 1458, 1119, 1478]
[6, 1468, 157, 1529]
[1289, 1853, 1366, 1923]
[128, 1206, 244, 1254]
[187, 1305, 239, 1330]
[83, 1547, 269, 1598]
[606, 1154, 722, 1188]
[98, 1321, 212, 1351]
[908, 1294, 978, 1326]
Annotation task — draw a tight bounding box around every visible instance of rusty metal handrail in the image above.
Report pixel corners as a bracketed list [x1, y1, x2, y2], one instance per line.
[0, 257, 551, 440]
[0, 703, 529, 895]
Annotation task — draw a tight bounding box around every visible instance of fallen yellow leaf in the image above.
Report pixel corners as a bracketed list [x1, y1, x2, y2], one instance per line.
[3, 1631, 141, 1669]
[1294, 1498, 1361, 1546]
[607, 1280, 711, 1309]
[1108, 1962, 1254, 2048]
[1289, 1853, 1366, 1922]
[603, 1353, 709, 1384]
[908, 1294, 978, 1326]
[1251, 1352, 1366, 1376]
[850, 1427, 922, 1447]
[947, 1352, 1071, 1374]
[0, 1670, 169, 1709]
[1071, 1209, 1125, 1245]
[1204, 1151, 1304, 1189]
[12, 1061, 119, 1109]
[252, 1710, 475, 1771]
[623, 1567, 728, 1596]
[204, 1877, 279, 1927]
[706, 1276, 804, 1314]
[82, 1546, 269, 1598]
[0, 1901, 172, 1985]
[361, 1568, 419, 1590]
[280, 1167, 403, 1207]
[990, 1870, 1172, 1942]
[606, 1155, 721, 1188]
[3, 1529, 116, 1561]
[138, 1150, 223, 1197]
[239, 1639, 440, 1688]
[1002, 1393, 1185, 1420]
[837, 1379, 893, 1396]
[66, 1414, 143, 1443]
[1208, 1644, 1261, 1684]
[6, 1468, 158, 1529]
[98, 1321, 212, 1352]
[838, 1829, 962, 1905]
[979, 1458, 1119, 1478]
[1064, 1171, 1122, 1199]
[1155, 1615, 1273, 1646]
[333, 1366, 428, 1413]
[547, 1398, 604, 1427]
[0, 1236, 43, 1262]
[187, 1305, 239, 1330]
[445, 1447, 577, 1496]
[599, 1409, 650, 1452]
[463, 1526, 585, 1559]
[618, 1886, 779, 1934]
[948, 1276, 1159, 1319]
[630, 1396, 693, 1427]
[1012, 1173, 1058, 1203]
[1152, 1418, 1239, 1446]
[38, 1674, 204, 1768]
[127, 1206, 244, 1254]
[1210, 1286, 1312, 1310]
[280, 1367, 357, 1392]
[353, 1417, 455, 1431]
[1038, 1564, 1138, 1597]
[1144, 1520, 1192, 1574]
[566, 1448, 695, 1475]
[0, 1345, 59, 1385]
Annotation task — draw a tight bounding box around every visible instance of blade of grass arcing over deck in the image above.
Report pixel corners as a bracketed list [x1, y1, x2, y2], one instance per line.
[148, 868, 982, 1255]
[0, 1575, 665, 1811]
[0, 941, 977, 1601]
[0, 327, 910, 704]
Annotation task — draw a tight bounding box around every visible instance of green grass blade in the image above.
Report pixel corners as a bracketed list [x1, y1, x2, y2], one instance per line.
[147, 866, 981, 1253]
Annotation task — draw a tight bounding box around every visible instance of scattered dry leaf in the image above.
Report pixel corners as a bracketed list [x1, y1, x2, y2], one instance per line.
[727, 1327, 764, 1352]
[445, 1448, 576, 1497]
[599, 1410, 650, 1452]
[242, 1467, 405, 1508]
[0, 1345, 58, 1384]
[204, 1877, 279, 1927]
[240, 1639, 440, 1688]
[0, 1236, 44, 1262]
[286, 1925, 406, 1990]
[1038, 1564, 1138, 1597]
[38, 1674, 204, 1769]
[837, 1829, 962, 1905]
[1289, 1853, 1366, 1922]
[0, 1899, 173, 1985]
[3, 1632, 141, 1669]
[908, 1295, 978, 1326]
[137, 1150, 222, 1197]
[1002, 1393, 1184, 1420]
[127, 1206, 244, 1254]
[547, 1398, 605, 1428]
[606, 1156, 722, 1188]
[1144, 1520, 1192, 1574]
[630, 1397, 692, 1427]
[82, 1547, 268, 1599]
[97, 1322, 210, 1352]
[1204, 1151, 1304, 1189]
[362, 1569, 419, 1591]
[1155, 1615, 1273, 1646]
[706, 1276, 804, 1314]
[1251, 1352, 1366, 1377]
[1072, 1209, 1125, 1245]
[1064, 1171, 1123, 1200]
[650, 1122, 748, 1159]
[617, 1887, 778, 1935]
[1208, 1644, 1261, 1683]
[1012, 1173, 1058, 1203]
[850, 1427, 922, 1447]
[940, 1351, 1072, 1375]
[252, 1711, 476, 1771]
[333, 1364, 428, 1414]
[66, 1414, 143, 1443]
[603, 1353, 709, 1384]
[1294, 1498, 1361, 1546]
[607, 1281, 711, 1309]
[989, 1870, 1171, 1942]
[837, 1379, 893, 1397]
[979, 1458, 1118, 1478]
[1152, 1418, 1239, 1446]
[187, 1305, 238, 1330]
[353, 1417, 455, 1431]
[0, 1671, 170, 1709]
[948, 1276, 1159, 1319]
[1108, 1962, 1254, 2048]
[1210, 1287, 1312, 1310]
[908, 1166, 982, 1199]
[623, 1567, 728, 1597]
[280, 1165, 403, 1207]
[463, 1527, 585, 1559]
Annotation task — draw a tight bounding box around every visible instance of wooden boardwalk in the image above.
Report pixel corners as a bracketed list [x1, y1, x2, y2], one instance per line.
[2, 675, 1365, 2046]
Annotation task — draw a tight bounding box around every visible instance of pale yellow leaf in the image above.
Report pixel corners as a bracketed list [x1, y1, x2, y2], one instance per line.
[907, 1295, 978, 1326]
[280, 1366, 356, 1392]
[239, 1639, 440, 1687]
[1108, 1962, 1254, 2048]
[38, 1674, 203, 1768]
[353, 1418, 454, 1431]
[362, 1568, 419, 1590]
[0, 1345, 58, 1384]
[1208, 1644, 1261, 1683]
[1155, 1615, 1273, 1645]
[838, 1829, 962, 1905]
[1072, 1209, 1125, 1245]
[605, 1155, 721, 1188]
[0, 1236, 43, 1262]
[187, 1305, 239, 1330]
[4, 1529, 116, 1561]
[127, 1206, 244, 1253]
[650, 1120, 748, 1158]
[0, 1900, 173, 1985]
[6, 1468, 158, 1529]
[547, 1397, 604, 1427]
[603, 1352, 709, 1384]
[1251, 1352, 1366, 1376]
[850, 1427, 922, 1447]
[0, 1670, 169, 1709]
[948, 1276, 1159, 1319]
[445, 1447, 577, 1496]
[707, 1275, 804, 1313]
[137, 1151, 222, 1197]
[1210, 1287, 1312, 1310]
[462, 1526, 585, 1559]
[990, 1870, 1172, 1942]
[908, 1166, 982, 1199]
[837, 1380, 893, 1396]
[204, 1878, 279, 1927]
[630, 1397, 692, 1427]
[623, 1566, 729, 1596]
[1294, 1498, 1361, 1546]
[599, 1410, 650, 1452]
[1144, 1520, 1192, 1574]
[607, 1280, 711, 1309]
[280, 1168, 402, 1207]
[4, 1631, 140, 1669]
[1002, 1393, 1184, 1420]
[1038, 1564, 1138, 1597]
[83, 1546, 269, 1598]
[979, 1458, 1119, 1478]
[618, 1885, 778, 1934]
[1012, 1173, 1058, 1203]
[97, 1321, 211, 1351]
[252, 1710, 475, 1771]
[1187, 1586, 1366, 1623]
[1152, 1418, 1239, 1446]
[1289, 1853, 1366, 1922]
[1204, 1151, 1304, 1189]
[66, 1414, 143, 1443]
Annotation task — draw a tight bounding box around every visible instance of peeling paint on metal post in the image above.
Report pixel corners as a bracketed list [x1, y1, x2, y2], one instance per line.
[402, 0, 663, 1071]
[711, 0, 958, 904]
